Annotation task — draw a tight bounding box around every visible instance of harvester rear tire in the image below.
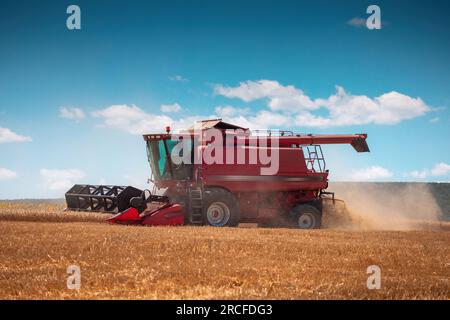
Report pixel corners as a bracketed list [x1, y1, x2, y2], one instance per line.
[203, 188, 240, 227]
[291, 204, 322, 229]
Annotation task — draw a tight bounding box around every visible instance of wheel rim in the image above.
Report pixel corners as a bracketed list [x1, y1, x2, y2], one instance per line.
[297, 212, 316, 229]
[206, 202, 230, 226]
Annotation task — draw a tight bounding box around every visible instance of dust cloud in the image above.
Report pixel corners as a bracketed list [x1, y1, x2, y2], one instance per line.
[326, 182, 443, 230]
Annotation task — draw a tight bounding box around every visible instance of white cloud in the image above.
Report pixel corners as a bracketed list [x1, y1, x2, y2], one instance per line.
[311, 87, 430, 126]
[214, 80, 317, 111]
[405, 162, 450, 179]
[215, 106, 250, 117]
[347, 17, 366, 27]
[90, 79, 432, 136]
[214, 80, 431, 128]
[347, 17, 389, 29]
[59, 107, 85, 121]
[92, 103, 286, 134]
[349, 166, 393, 181]
[431, 162, 450, 176]
[92, 104, 203, 134]
[429, 117, 440, 123]
[0, 168, 17, 180]
[40, 168, 85, 191]
[0, 127, 32, 144]
[169, 75, 188, 82]
[225, 110, 293, 130]
[160, 103, 182, 113]
[407, 170, 428, 179]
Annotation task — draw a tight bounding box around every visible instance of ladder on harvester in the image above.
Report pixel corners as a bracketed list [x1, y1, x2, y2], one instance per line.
[188, 186, 204, 225]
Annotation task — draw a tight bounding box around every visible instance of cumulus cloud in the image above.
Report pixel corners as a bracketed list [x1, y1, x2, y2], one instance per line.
[215, 106, 250, 117]
[92, 103, 291, 134]
[215, 80, 317, 111]
[407, 170, 429, 179]
[349, 166, 393, 181]
[40, 168, 85, 191]
[169, 75, 188, 82]
[160, 103, 182, 113]
[429, 117, 440, 123]
[90, 80, 432, 135]
[311, 87, 430, 126]
[347, 17, 366, 27]
[431, 162, 450, 176]
[0, 127, 32, 144]
[0, 168, 17, 180]
[225, 110, 294, 129]
[347, 17, 388, 29]
[59, 107, 85, 121]
[92, 104, 204, 134]
[214, 80, 431, 128]
[405, 162, 450, 180]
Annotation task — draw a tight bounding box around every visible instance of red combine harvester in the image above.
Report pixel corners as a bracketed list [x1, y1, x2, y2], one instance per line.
[65, 119, 369, 229]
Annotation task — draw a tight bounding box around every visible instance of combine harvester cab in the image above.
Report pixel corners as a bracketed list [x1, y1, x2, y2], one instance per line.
[65, 119, 369, 229]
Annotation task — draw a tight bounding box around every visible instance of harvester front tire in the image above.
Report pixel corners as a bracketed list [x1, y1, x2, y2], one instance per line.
[203, 188, 240, 227]
[291, 204, 322, 229]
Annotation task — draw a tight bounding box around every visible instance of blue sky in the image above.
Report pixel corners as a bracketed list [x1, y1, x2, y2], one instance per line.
[0, 0, 449, 199]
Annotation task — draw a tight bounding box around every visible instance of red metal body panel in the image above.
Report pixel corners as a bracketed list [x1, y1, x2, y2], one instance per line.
[151, 132, 367, 191]
[107, 207, 142, 224]
[200, 145, 328, 193]
[141, 204, 184, 226]
[107, 204, 184, 226]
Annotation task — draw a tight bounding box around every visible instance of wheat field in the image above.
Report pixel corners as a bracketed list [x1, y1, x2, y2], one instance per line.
[0, 201, 449, 299]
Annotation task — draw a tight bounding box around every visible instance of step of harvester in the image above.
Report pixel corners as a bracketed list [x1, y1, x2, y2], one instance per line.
[189, 188, 204, 225]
